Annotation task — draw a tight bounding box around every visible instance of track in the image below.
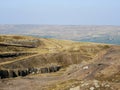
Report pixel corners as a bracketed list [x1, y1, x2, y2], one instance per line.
[0, 53, 41, 66]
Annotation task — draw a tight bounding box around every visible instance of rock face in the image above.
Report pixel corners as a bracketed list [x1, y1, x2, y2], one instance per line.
[0, 66, 61, 79]
[0, 52, 30, 58]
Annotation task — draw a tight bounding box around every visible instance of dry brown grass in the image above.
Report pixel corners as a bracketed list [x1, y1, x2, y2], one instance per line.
[0, 35, 119, 90]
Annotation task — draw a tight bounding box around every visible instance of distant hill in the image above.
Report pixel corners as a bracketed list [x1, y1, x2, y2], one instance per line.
[0, 25, 120, 45]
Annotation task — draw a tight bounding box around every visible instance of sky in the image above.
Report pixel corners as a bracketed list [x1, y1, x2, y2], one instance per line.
[0, 0, 120, 25]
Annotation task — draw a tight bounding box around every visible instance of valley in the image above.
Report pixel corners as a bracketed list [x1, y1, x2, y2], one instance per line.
[0, 25, 120, 45]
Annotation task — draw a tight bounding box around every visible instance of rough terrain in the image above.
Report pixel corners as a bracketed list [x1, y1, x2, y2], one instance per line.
[0, 35, 119, 90]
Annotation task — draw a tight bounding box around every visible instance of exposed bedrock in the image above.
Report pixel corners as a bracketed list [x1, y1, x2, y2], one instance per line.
[0, 52, 35, 58]
[0, 65, 61, 79]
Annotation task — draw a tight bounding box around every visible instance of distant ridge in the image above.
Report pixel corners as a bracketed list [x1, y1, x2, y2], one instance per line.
[0, 25, 120, 45]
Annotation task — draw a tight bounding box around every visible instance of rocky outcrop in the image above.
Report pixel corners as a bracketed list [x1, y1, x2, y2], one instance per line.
[0, 52, 35, 58]
[0, 65, 61, 79]
[0, 42, 37, 48]
[0, 38, 42, 48]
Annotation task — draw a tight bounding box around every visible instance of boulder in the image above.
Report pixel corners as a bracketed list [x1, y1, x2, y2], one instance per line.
[0, 70, 9, 79]
[41, 68, 49, 73]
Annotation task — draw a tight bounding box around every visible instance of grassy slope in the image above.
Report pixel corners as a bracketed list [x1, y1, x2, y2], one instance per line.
[0, 35, 110, 69]
[0, 35, 119, 90]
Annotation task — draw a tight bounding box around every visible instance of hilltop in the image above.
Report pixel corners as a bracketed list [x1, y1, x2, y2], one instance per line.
[0, 35, 119, 90]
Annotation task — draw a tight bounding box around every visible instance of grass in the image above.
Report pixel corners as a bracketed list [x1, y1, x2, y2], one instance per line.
[0, 35, 111, 69]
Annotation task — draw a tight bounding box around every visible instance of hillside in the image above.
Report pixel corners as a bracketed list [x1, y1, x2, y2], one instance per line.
[0, 35, 119, 90]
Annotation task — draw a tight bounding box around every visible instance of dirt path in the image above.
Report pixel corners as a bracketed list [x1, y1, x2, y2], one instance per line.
[0, 53, 41, 66]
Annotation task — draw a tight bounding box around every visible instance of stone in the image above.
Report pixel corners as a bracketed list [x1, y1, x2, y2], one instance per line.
[90, 87, 95, 90]
[83, 66, 89, 70]
[11, 70, 18, 77]
[0, 66, 61, 79]
[105, 84, 110, 87]
[81, 83, 89, 87]
[18, 70, 28, 76]
[93, 80, 100, 88]
[49, 66, 55, 72]
[41, 68, 49, 73]
[28, 67, 35, 73]
[70, 86, 80, 90]
[94, 83, 100, 88]
[0, 70, 9, 79]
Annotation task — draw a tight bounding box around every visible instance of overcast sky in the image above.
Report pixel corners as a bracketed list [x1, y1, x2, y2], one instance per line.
[0, 0, 120, 25]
